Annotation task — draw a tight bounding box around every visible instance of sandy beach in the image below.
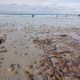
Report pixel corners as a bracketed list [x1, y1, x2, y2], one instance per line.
[0, 16, 80, 80]
[0, 15, 80, 80]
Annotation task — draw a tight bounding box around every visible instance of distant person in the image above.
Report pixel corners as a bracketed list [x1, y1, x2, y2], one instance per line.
[65, 14, 68, 17]
[56, 15, 58, 18]
[78, 14, 80, 19]
[32, 14, 34, 18]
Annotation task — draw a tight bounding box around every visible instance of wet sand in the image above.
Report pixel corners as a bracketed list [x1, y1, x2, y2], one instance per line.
[0, 25, 80, 80]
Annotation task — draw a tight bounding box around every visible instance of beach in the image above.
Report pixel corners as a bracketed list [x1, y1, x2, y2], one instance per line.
[0, 15, 80, 80]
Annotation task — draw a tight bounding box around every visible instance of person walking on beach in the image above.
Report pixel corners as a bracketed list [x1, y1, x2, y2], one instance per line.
[32, 14, 34, 18]
[78, 14, 80, 19]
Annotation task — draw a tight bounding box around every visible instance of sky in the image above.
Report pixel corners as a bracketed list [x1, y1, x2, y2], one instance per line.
[0, 0, 80, 8]
[0, 0, 80, 14]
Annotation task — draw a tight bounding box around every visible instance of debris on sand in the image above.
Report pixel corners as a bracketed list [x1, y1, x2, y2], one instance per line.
[24, 52, 28, 56]
[25, 69, 34, 80]
[0, 27, 80, 80]
[0, 57, 4, 60]
[0, 61, 3, 64]
[0, 46, 5, 49]
[0, 37, 5, 44]
[33, 38, 53, 49]
[14, 70, 19, 75]
[8, 64, 15, 71]
[0, 33, 7, 44]
[59, 34, 68, 38]
[0, 65, 2, 67]
[17, 64, 20, 68]
[32, 37, 80, 80]
[33, 38, 53, 45]
[8, 64, 20, 75]
[14, 51, 18, 54]
[0, 45, 7, 52]
[0, 49, 7, 53]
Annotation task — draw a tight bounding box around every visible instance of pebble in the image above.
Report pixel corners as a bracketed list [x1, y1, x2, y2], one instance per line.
[0, 49, 7, 53]
[24, 53, 28, 56]
[0, 58, 4, 60]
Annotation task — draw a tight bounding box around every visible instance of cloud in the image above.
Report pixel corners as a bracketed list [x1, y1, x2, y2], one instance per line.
[0, 3, 78, 14]
[0, 0, 80, 13]
[0, 0, 80, 7]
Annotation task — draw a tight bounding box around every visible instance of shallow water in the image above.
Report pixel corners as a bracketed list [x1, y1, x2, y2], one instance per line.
[0, 15, 80, 28]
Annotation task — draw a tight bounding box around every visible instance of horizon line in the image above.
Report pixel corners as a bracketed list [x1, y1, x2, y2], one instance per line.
[0, 13, 79, 15]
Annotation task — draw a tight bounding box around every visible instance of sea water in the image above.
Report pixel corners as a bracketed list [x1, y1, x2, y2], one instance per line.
[0, 15, 80, 28]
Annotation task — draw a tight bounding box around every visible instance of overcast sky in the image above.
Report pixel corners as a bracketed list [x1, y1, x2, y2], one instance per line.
[0, 0, 80, 8]
[0, 0, 80, 14]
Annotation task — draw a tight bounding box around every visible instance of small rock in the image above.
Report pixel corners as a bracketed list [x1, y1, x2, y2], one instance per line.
[0, 62, 3, 64]
[14, 70, 18, 75]
[0, 49, 7, 53]
[24, 53, 28, 56]
[0, 65, 2, 67]
[0, 57, 4, 60]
